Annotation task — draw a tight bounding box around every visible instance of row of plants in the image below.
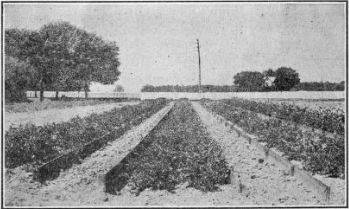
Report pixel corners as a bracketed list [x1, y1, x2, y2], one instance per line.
[5, 98, 169, 169]
[217, 98, 344, 135]
[200, 99, 344, 178]
[106, 99, 230, 195]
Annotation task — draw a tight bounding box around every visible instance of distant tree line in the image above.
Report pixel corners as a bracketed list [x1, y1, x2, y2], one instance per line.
[141, 85, 237, 92]
[5, 21, 121, 102]
[142, 67, 344, 92]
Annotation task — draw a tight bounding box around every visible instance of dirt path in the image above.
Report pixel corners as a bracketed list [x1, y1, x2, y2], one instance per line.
[4, 101, 139, 131]
[191, 101, 325, 206]
[5, 103, 172, 206]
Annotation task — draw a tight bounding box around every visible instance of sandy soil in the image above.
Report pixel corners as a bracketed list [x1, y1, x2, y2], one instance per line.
[4, 101, 139, 131]
[191, 101, 339, 206]
[4, 103, 172, 207]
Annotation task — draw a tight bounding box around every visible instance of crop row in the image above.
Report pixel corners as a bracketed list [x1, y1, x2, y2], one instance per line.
[5, 98, 169, 169]
[217, 98, 344, 135]
[106, 99, 230, 195]
[200, 99, 344, 177]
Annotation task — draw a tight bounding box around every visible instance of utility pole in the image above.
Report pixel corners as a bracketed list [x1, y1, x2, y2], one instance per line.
[196, 39, 202, 93]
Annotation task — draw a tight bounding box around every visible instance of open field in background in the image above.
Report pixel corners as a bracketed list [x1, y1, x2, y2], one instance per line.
[253, 98, 345, 111]
[4, 101, 139, 131]
[5, 98, 139, 113]
[26, 91, 140, 99]
[140, 91, 345, 100]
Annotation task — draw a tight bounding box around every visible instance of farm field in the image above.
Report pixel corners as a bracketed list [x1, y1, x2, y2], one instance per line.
[4, 99, 345, 206]
[5, 98, 130, 113]
[201, 98, 345, 176]
[4, 101, 139, 131]
[253, 98, 345, 111]
[4, 3, 346, 208]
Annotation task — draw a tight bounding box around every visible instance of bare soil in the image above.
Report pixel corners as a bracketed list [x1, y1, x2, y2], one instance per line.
[4, 101, 139, 131]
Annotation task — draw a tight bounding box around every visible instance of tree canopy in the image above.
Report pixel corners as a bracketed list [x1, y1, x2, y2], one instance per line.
[233, 71, 265, 91]
[5, 56, 37, 102]
[5, 21, 121, 101]
[273, 67, 300, 91]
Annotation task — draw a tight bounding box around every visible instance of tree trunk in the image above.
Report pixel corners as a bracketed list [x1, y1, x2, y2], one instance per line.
[55, 90, 59, 99]
[84, 89, 88, 99]
[84, 80, 88, 99]
[40, 79, 44, 102]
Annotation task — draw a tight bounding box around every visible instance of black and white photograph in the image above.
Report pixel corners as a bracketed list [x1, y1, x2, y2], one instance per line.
[1, 1, 347, 207]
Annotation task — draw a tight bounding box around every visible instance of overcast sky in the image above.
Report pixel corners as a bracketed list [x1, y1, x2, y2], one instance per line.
[4, 3, 346, 92]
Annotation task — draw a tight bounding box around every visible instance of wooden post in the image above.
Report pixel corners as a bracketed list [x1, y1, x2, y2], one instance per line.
[39, 79, 44, 102]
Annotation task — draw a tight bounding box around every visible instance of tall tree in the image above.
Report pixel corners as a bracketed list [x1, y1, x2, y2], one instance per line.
[39, 21, 82, 99]
[5, 29, 41, 96]
[274, 67, 300, 91]
[5, 56, 37, 102]
[6, 21, 121, 101]
[72, 29, 121, 98]
[233, 71, 265, 91]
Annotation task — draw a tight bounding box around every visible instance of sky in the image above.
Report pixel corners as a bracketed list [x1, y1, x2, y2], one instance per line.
[4, 2, 346, 92]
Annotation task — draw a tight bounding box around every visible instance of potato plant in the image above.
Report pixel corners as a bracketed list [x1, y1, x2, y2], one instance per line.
[112, 99, 230, 194]
[5, 98, 169, 169]
[201, 99, 344, 177]
[216, 98, 344, 135]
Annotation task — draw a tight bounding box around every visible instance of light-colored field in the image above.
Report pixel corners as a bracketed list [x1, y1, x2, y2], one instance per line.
[253, 98, 345, 111]
[5, 98, 126, 113]
[141, 91, 345, 100]
[4, 101, 139, 131]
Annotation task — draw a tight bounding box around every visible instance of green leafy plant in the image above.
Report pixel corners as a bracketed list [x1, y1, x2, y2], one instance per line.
[111, 100, 230, 194]
[201, 99, 344, 177]
[5, 98, 168, 169]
